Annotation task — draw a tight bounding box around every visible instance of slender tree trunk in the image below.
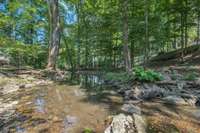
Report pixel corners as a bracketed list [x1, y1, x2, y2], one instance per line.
[184, 0, 188, 48]
[173, 19, 177, 49]
[180, 12, 184, 61]
[197, 12, 200, 45]
[130, 0, 135, 67]
[144, 0, 149, 64]
[76, 0, 81, 69]
[47, 0, 60, 70]
[122, 0, 131, 72]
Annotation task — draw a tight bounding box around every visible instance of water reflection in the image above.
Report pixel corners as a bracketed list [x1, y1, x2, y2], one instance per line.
[16, 126, 26, 133]
[34, 97, 45, 113]
[69, 72, 104, 90]
[63, 115, 78, 132]
[2, 72, 121, 133]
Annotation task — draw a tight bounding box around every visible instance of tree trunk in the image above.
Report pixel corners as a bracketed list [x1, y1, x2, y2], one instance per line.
[180, 12, 184, 61]
[47, 0, 60, 70]
[184, 0, 188, 48]
[144, 0, 149, 64]
[197, 12, 200, 45]
[122, 0, 131, 72]
[76, 0, 81, 69]
[130, 0, 135, 67]
[173, 19, 177, 49]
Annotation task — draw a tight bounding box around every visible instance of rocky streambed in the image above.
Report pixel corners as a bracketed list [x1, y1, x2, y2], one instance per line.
[104, 67, 200, 133]
[1, 67, 200, 133]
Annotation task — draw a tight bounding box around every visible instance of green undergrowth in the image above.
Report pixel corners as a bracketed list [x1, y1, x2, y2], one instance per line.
[105, 66, 163, 83]
[184, 72, 199, 81]
[105, 72, 135, 83]
[0, 37, 47, 69]
[134, 67, 163, 82]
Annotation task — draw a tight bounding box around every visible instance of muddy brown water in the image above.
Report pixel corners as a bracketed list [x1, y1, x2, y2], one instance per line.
[1, 74, 122, 133]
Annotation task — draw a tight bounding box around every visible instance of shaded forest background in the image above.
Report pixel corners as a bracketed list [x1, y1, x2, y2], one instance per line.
[0, 0, 200, 71]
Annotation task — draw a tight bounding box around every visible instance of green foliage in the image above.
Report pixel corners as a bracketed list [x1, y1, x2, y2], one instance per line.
[105, 72, 135, 83]
[133, 67, 163, 82]
[184, 72, 199, 81]
[105, 67, 163, 83]
[0, 37, 47, 69]
[82, 128, 93, 133]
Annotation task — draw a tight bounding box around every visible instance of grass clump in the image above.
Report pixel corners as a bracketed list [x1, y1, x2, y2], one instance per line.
[82, 128, 94, 133]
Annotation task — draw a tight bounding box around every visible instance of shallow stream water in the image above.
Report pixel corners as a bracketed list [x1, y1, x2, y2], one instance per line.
[0, 73, 122, 133]
[1, 72, 200, 133]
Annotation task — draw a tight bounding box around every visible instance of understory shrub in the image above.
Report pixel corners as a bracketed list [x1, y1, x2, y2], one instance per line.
[105, 72, 135, 83]
[184, 72, 199, 81]
[0, 37, 47, 68]
[105, 67, 163, 83]
[133, 67, 163, 82]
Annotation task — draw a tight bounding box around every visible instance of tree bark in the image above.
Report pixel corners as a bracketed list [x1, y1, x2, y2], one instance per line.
[76, 0, 81, 69]
[130, 0, 135, 67]
[144, 0, 149, 64]
[197, 12, 200, 45]
[47, 0, 60, 70]
[184, 0, 188, 48]
[180, 12, 184, 61]
[122, 0, 131, 72]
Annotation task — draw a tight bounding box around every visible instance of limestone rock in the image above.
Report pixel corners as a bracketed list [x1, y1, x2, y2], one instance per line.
[104, 114, 136, 133]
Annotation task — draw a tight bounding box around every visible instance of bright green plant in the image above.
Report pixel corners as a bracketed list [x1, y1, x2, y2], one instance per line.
[82, 128, 93, 133]
[133, 67, 163, 82]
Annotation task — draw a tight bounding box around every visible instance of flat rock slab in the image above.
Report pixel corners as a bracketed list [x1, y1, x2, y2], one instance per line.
[104, 114, 136, 133]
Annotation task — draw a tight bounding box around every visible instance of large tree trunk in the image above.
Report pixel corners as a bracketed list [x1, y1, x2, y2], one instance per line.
[122, 0, 131, 72]
[47, 0, 60, 70]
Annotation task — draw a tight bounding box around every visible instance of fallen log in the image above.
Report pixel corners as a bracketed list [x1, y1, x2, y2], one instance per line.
[151, 45, 200, 62]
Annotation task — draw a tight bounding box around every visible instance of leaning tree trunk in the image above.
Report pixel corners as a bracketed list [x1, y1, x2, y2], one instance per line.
[122, 0, 131, 72]
[47, 0, 60, 70]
